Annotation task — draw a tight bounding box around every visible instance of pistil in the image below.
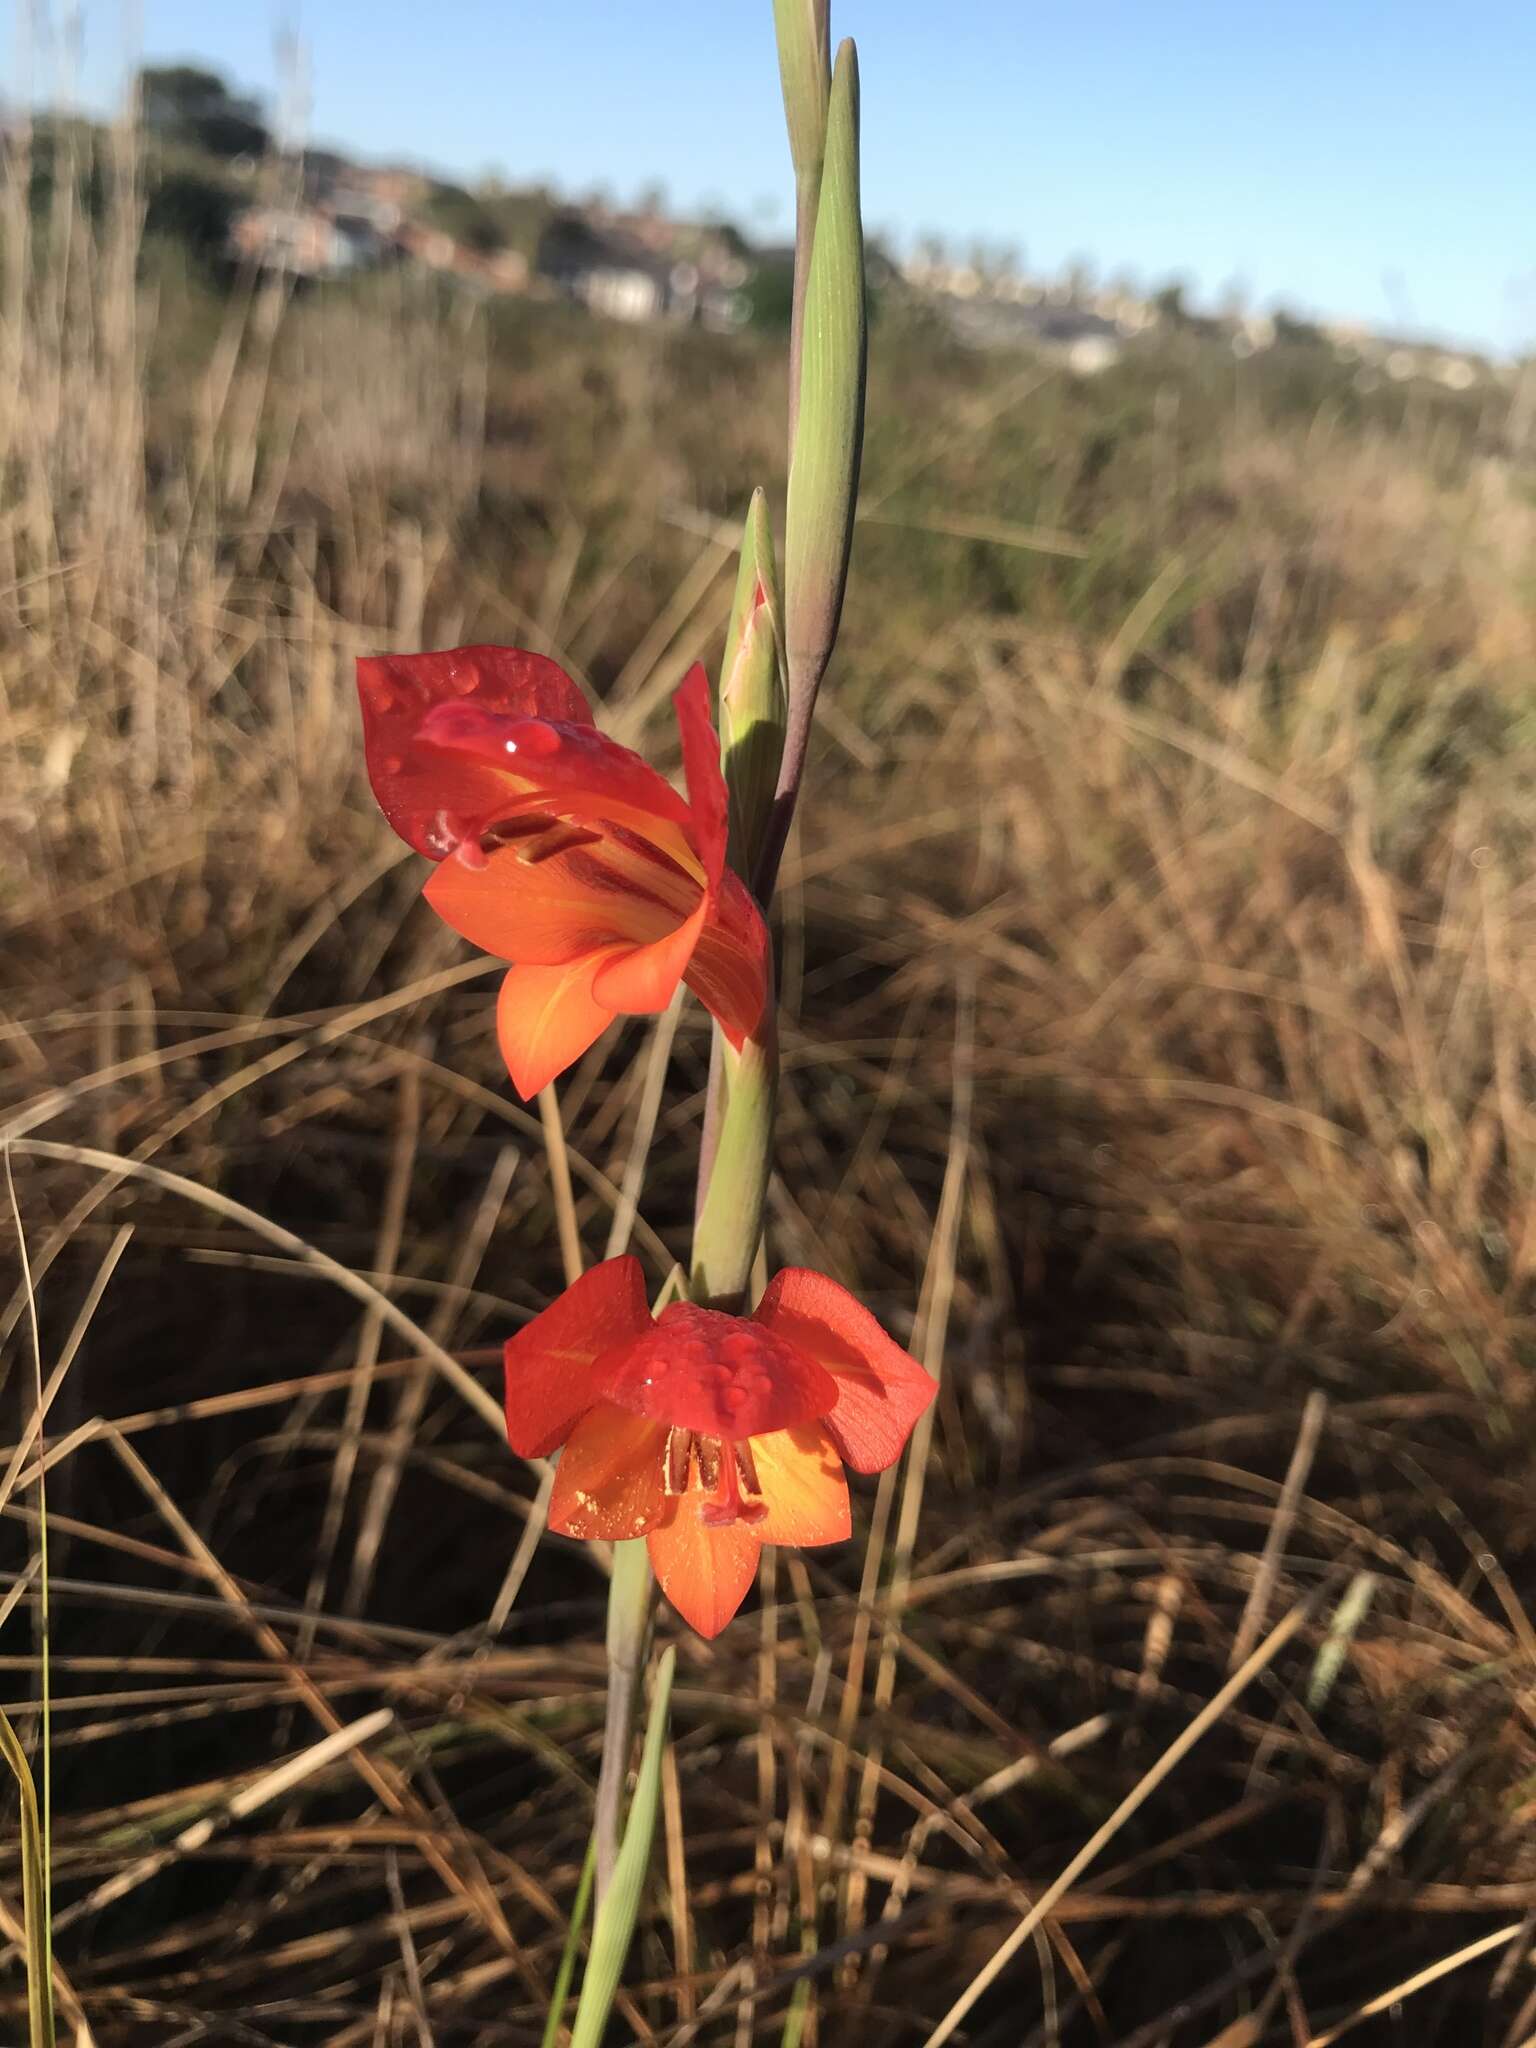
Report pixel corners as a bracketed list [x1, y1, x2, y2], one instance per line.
[663, 1426, 768, 1527]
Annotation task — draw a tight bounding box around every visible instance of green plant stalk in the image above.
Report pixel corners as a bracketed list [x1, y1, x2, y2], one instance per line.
[592, 1535, 654, 1905]
[568, 1647, 677, 2048]
[690, 1007, 780, 1309]
[574, 10, 858, 2023]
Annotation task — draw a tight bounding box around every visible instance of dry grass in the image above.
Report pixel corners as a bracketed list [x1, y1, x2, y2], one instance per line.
[5, 116, 1536, 2045]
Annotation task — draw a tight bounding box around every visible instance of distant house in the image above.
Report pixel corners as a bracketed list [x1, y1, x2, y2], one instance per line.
[537, 212, 671, 321]
[229, 182, 530, 293]
[396, 220, 529, 293]
[535, 209, 749, 328]
[941, 292, 1125, 372]
[228, 203, 384, 278]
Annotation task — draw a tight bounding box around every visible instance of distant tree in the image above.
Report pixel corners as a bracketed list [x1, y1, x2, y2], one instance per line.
[744, 249, 795, 330]
[700, 211, 751, 258]
[138, 65, 270, 159]
[635, 180, 669, 219]
[477, 187, 558, 261]
[1152, 278, 1191, 326]
[993, 241, 1023, 284]
[915, 231, 948, 276]
[423, 182, 506, 254]
[144, 168, 239, 261]
[1271, 306, 1326, 347]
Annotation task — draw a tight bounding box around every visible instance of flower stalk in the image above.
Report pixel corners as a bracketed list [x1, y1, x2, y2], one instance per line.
[690, 1008, 779, 1308]
[592, 1534, 654, 1903]
[355, 2, 878, 2027]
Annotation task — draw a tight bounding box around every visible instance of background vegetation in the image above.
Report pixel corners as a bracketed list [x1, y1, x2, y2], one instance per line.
[5, 110, 1536, 2046]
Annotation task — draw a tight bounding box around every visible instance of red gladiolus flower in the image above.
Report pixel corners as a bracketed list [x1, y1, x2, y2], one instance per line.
[505, 1258, 936, 1637]
[357, 645, 770, 1098]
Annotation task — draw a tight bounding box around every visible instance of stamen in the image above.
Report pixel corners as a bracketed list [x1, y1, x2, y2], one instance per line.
[519, 822, 605, 867]
[734, 1439, 762, 1494]
[694, 1437, 723, 1494]
[482, 813, 557, 848]
[664, 1426, 695, 1497]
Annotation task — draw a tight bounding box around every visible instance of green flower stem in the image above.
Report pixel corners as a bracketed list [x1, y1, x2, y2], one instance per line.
[574, 5, 861, 2022]
[690, 1007, 780, 1309]
[593, 1536, 654, 1904]
[568, 1647, 678, 2048]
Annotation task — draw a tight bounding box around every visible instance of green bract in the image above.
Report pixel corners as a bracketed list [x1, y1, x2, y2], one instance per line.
[784, 39, 866, 719]
[718, 488, 787, 886]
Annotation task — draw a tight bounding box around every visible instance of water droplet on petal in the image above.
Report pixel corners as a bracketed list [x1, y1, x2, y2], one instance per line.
[381, 754, 404, 775]
[449, 666, 480, 695]
[518, 721, 561, 757]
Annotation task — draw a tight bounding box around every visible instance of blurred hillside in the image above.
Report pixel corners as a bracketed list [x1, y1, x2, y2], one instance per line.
[12, 63, 1525, 389]
[4, 93, 1536, 2048]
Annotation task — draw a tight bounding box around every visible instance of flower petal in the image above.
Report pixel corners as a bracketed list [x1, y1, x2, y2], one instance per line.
[604, 1301, 836, 1438]
[502, 1254, 653, 1457]
[591, 895, 707, 1017]
[495, 957, 618, 1100]
[359, 645, 594, 858]
[425, 839, 682, 968]
[417, 700, 699, 869]
[752, 1270, 935, 1474]
[683, 868, 770, 1049]
[750, 1423, 851, 1546]
[672, 663, 729, 892]
[549, 1403, 669, 1540]
[647, 1493, 761, 1638]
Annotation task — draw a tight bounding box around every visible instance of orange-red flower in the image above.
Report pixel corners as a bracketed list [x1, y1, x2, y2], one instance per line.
[358, 645, 770, 1098]
[504, 1257, 936, 1636]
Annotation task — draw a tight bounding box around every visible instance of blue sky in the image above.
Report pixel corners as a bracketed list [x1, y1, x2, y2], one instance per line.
[33, 1, 1536, 353]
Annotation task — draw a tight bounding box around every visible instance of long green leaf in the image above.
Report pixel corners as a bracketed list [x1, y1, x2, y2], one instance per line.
[772, 0, 830, 198]
[567, 1646, 677, 2048]
[0, 1707, 55, 2048]
[773, 0, 831, 439]
[538, 1835, 597, 2048]
[782, 36, 866, 740]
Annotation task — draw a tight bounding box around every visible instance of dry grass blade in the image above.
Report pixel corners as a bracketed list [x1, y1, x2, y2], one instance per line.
[1228, 1389, 1327, 1670]
[7, 1138, 505, 1435]
[49, 1708, 395, 1934]
[0, 1707, 55, 2048]
[922, 1592, 1322, 2046]
[1305, 1922, 1525, 2047]
[539, 1084, 585, 1287]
